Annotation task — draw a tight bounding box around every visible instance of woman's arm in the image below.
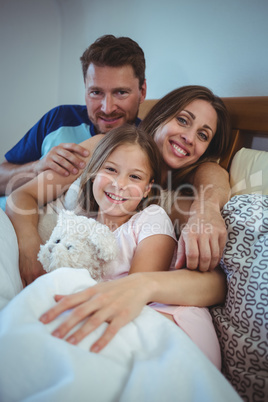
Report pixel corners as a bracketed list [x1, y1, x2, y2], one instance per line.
[6, 135, 104, 286]
[172, 162, 230, 272]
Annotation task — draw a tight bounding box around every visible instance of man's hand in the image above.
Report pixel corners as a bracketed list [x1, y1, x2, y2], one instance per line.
[34, 143, 90, 177]
[175, 201, 227, 272]
[0, 143, 90, 195]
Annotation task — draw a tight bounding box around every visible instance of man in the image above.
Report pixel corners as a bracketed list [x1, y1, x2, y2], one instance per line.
[0, 35, 146, 195]
[4, 35, 230, 283]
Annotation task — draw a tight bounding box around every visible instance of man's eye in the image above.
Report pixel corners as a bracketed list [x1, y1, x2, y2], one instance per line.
[89, 91, 102, 97]
[116, 90, 129, 97]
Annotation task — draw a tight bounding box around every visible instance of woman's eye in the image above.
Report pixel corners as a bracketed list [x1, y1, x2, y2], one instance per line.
[177, 117, 187, 125]
[198, 132, 208, 141]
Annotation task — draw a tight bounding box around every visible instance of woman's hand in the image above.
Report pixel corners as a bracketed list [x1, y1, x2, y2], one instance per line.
[39, 273, 150, 353]
[175, 201, 227, 272]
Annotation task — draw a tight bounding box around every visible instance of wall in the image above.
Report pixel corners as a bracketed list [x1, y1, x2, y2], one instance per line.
[1, 0, 268, 162]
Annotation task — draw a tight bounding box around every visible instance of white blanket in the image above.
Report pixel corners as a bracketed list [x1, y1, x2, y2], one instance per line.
[0, 268, 242, 402]
[0, 210, 242, 401]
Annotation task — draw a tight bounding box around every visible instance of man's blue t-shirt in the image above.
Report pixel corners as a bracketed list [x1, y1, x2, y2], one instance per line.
[5, 105, 96, 164]
[5, 105, 141, 164]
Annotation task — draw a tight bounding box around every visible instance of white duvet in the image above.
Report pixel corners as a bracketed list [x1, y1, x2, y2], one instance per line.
[0, 210, 242, 402]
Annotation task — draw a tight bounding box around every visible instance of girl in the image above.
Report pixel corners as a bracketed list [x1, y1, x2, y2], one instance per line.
[73, 124, 177, 282]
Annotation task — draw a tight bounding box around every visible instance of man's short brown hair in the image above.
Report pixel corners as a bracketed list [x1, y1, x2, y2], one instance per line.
[80, 35, 145, 89]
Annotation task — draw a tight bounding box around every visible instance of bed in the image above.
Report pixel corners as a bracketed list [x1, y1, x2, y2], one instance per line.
[0, 97, 267, 402]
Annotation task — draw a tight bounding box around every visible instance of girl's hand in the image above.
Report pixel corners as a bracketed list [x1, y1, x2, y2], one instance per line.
[39, 273, 150, 352]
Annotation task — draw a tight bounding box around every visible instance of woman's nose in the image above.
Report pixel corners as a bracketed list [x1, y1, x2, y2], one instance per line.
[181, 129, 195, 145]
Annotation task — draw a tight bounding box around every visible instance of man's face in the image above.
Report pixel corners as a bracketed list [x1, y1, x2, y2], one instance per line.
[84, 64, 146, 134]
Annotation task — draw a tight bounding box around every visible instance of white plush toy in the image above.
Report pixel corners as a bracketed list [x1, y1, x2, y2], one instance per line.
[38, 210, 118, 282]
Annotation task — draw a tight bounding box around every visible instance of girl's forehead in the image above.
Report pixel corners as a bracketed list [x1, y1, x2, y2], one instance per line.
[107, 142, 153, 171]
[109, 142, 145, 156]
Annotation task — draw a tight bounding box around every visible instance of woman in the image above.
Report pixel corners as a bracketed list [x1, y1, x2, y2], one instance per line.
[6, 85, 231, 361]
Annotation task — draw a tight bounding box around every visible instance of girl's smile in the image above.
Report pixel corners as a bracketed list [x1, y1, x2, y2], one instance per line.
[104, 191, 128, 203]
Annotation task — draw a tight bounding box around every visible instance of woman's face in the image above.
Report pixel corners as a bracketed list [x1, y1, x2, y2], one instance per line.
[154, 99, 217, 170]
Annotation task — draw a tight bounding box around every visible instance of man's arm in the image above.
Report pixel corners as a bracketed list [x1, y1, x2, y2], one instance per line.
[171, 162, 231, 272]
[5, 168, 81, 286]
[0, 143, 90, 196]
[5, 134, 104, 286]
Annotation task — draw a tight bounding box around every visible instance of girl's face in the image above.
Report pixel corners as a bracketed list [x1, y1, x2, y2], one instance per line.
[154, 99, 217, 171]
[93, 143, 152, 228]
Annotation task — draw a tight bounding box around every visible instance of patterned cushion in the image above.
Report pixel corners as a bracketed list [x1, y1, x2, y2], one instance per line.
[211, 194, 268, 401]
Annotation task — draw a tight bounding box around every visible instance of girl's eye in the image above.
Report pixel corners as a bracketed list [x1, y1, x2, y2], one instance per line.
[105, 167, 116, 173]
[130, 174, 141, 180]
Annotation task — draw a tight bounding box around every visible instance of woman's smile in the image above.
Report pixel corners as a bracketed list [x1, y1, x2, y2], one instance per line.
[169, 140, 189, 157]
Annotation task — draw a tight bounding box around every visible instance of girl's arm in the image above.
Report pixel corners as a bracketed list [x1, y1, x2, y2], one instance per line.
[6, 135, 104, 286]
[129, 234, 176, 275]
[39, 250, 226, 353]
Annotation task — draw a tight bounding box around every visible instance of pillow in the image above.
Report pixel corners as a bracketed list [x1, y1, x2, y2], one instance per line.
[0, 209, 23, 310]
[230, 148, 268, 196]
[211, 194, 268, 401]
